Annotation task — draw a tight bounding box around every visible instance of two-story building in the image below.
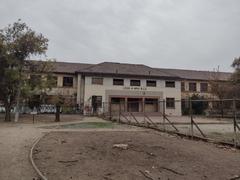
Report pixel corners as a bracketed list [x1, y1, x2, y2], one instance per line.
[77, 62, 182, 116]
[44, 61, 231, 116]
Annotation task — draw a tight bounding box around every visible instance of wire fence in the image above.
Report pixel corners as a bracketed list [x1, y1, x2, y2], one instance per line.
[0, 104, 83, 114]
[0, 99, 240, 148]
[102, 99, 240, 148]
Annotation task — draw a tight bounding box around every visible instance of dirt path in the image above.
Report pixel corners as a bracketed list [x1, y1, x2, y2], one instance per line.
[0, 117, 139, 180]
[0, 123, 43, 180]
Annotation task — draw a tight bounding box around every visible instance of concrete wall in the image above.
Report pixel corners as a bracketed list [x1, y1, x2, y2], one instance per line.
[83, 76, 182, 116]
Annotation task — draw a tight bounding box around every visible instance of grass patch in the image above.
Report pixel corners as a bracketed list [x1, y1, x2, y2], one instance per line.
[60, 122, 114, 129]
[42, 122, 115, 129]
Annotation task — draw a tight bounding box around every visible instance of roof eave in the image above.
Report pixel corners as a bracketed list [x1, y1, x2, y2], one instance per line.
[77, 71, 182, 80]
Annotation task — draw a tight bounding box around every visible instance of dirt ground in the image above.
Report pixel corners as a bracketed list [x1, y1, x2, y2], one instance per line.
[0, 113, 84, 124]
[0, 116, 140, 180]
[34, 131, 240, 180]
[0, 123, 42, 180]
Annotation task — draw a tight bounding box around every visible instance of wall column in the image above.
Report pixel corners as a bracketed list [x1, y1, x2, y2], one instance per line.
[76, 74, 81, 105]
[142, 98, 145, 113]
[125, 97, 128, 112]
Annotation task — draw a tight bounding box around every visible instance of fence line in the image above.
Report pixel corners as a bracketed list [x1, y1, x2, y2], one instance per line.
[104, 98, 240, 148]
[0, 98, 240, 147]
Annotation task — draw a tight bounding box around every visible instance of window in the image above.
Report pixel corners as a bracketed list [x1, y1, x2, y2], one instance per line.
[166, 98, 175, 109]
[111, 97, 125, 104]
[181, 82, 185, 91]
[147, 80, 157, 87]
[92, 77, 103, 85]
[63, 77, 73, 87]
[200, 83, 208, 92]
[189, 82, 197, 92]
[130, 80, 141, 86]
[113, 79, 124, 86]
[92, 96, 102, 109]
[165, 81, 175, 88]
[145, 98, 158, 105]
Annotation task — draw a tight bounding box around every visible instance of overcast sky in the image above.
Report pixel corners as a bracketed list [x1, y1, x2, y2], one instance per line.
[1, 0, 240, 72]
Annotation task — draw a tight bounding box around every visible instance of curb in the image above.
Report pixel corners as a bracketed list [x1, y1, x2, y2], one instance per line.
[29, 133, 49, 180]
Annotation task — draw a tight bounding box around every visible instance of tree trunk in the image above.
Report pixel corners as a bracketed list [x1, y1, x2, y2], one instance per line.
[4, 105, 11, 122]
[55, 105, 60, 122]
[14, 66, 23, 123]
[14, 85, 21, 122]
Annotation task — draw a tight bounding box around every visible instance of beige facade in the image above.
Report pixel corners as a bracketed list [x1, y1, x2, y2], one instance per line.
[41, 61, 231, 116]
[82, 76, 182, 116]
[44, 72, 227, 116]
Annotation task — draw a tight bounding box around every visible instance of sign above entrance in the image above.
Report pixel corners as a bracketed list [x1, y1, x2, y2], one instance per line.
[123, 87, 147, 91]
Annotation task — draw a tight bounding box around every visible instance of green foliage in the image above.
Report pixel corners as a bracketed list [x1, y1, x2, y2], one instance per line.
[210, 57, 240, 99]
[62, 106, 75, 114]
[0, 20, 50, 121]
[182, 94, 208, 115]
[24, 60, 56, 109]
[191, 94, 209, 115]
[231, 57, 240, 85]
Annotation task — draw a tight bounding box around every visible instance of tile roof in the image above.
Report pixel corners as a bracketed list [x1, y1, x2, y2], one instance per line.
[51, 61, 92, 74]
[77, 62, 180, 79]
[46, 61, 232, 81]
[154, 68, 232, 81]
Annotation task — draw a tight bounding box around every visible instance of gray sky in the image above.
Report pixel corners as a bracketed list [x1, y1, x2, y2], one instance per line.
[1, 0, 240, 72]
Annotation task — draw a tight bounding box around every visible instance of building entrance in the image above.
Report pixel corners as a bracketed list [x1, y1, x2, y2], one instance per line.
[127, 98, 141, 112]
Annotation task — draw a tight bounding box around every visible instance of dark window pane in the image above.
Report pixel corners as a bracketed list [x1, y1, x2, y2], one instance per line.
[113, 79, 124, 86]
[92, 77, 103, 85]
[63, 77, 73, 87]
[130, 80, 141, 86]
[111, 97, 125, 104]
[166, 98, 175, 108]
[200, 83, 208, 92]
[189, 82, 197, 92]
[165, 81, 175, 88]
[145, 98, 158, 105]
[147, 80, 156, 87]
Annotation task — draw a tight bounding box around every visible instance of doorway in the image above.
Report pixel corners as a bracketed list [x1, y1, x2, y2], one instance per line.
[127, 98, 141, 112]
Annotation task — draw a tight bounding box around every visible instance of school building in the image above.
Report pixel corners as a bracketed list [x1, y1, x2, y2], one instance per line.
[45, 61, 231, 116]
